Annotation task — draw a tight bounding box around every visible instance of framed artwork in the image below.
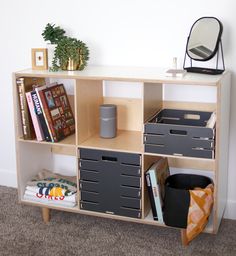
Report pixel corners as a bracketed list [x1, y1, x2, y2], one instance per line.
[31, 48, 48, 70]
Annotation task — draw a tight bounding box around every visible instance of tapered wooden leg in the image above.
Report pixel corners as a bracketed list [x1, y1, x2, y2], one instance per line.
[181, 229, 189, 246]
[42, 207, 50, 224]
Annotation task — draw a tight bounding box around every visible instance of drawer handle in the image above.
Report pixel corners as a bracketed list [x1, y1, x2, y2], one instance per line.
[170, 129, 187, 136]
[102, 156, 117, 162]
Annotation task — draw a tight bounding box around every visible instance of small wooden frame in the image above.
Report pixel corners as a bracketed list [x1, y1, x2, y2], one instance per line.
[31, 48, 48, 70]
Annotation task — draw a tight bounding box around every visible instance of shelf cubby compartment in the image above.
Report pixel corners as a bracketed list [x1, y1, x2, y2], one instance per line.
[17, 142, 78, 210]
[14, 76, 77, 147]
[76, 79, 143, 153]
[142, 154, 215, 232]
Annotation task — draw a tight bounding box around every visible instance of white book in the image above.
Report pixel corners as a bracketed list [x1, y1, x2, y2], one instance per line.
[26, 91, 45, 141]
[146, 158, 170, 223]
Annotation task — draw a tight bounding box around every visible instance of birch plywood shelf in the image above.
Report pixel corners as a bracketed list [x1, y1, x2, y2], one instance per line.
[13, 66, 231, 244]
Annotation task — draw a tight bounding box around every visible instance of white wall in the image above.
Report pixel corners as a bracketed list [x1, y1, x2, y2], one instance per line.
[0, 0, 236, 219]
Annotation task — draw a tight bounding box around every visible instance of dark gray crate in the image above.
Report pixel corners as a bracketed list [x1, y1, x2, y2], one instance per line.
[144, 109, 215, 159]
[79, 148, 142, 219]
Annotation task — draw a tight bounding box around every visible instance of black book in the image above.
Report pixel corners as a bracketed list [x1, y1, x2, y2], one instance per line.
[146, 172, 158, 221]
[31, 91, 51, 142]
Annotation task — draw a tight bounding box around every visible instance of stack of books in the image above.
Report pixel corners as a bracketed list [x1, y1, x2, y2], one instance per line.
[145, 158, 170, 223]
[23, 169, 77, 208]
[16, 77, 75, 142]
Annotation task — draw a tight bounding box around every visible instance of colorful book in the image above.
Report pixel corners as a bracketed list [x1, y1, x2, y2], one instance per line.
[146, 173, 158, 220]
[31, 91, 51, 142]
[26, 91, 44, 141]
[35, 85, 54, 142]
[146, 158, 170, 223]
[16, 77, 45, 140]
[36, 84, 75, 142]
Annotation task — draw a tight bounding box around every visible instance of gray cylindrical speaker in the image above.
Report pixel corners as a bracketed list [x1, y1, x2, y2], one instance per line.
[100, 104, 117, 138]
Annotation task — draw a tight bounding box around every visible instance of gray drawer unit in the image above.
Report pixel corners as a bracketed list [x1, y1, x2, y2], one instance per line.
[144, 109, 215, 159]
[79, 148, 142, 219]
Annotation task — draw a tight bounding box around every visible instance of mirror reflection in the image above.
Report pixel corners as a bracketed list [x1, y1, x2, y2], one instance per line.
[187, 17, 222, 61]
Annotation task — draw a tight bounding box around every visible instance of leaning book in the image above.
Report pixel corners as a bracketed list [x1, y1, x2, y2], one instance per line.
[36, 83, 75, 142]
[16, 77, 45, 140]
[145, 158, 170, 223]
[26, 91, 45, 141]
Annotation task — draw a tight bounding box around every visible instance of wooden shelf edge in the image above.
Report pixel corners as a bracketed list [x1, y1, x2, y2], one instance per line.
[20, 200, 214, 234]
[18, 136, 76, 148]
[143, 152, 215, 162]
[79, 130, 143, 154]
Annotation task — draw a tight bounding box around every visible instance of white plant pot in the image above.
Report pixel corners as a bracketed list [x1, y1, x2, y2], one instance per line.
[46, 43, 56, 69]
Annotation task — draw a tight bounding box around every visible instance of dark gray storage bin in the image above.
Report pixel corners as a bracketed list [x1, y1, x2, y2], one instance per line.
[163, 173, 213, 228]
[144, 109, 215, 159]
[79, 148, 142, 219]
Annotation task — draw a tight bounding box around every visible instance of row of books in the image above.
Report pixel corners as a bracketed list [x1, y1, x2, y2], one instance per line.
[17, 77, 75, 142]
[145, 157, 170, 223]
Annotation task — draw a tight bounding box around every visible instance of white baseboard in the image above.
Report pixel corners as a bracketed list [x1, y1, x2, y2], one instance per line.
[224, 200, 236, 220]
[0, 169, 17, 188]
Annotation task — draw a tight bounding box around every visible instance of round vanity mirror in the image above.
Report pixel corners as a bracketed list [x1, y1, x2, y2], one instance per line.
[184, 16, 225, 74]
[187, 17, 223, 61]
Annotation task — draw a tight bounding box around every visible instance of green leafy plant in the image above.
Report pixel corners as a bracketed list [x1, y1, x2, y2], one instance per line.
[42, 23, 66, 44]
[51, 37, 89, 71]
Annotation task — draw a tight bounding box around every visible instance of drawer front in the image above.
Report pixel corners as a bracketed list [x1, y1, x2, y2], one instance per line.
[81, 190, 99, 203]
[80, 180, 99, 193]
[120, 196, 141, 209]
[80, 201, 141, 219]
[120, 186, 141, 199]
[79, 148, 142, 218]
[145, 144, 214, 159]
[144, 123, 215, 140]
[120, 175, 141, 188]
[79, 159, 99, 172]
[81, 193, 140, 210]
[80, 169, 100, 182]
[119, 207, 141, 219]
[80, 148, 141, 166]
[80, 159, 141, 177]
[144, 122, 215, 159]
[144, 134, 214, 149]
[120, 164, 141, 177]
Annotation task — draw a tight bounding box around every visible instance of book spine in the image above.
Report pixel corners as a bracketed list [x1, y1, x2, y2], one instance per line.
[26, 92, 44, 141]
[16, 78, 35, 140]
[149, 170, 164, 223]
[37, 89, 57, 142]
[146, 172, 158, 220]
[31, 91, 51, 142]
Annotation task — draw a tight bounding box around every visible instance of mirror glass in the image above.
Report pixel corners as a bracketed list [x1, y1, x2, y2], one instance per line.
[187, 17, 222, 61]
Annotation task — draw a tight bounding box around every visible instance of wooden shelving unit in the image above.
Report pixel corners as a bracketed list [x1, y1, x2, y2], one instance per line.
[13, 66, 231, 242]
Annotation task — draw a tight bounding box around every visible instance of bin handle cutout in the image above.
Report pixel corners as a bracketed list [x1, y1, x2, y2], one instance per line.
[102, 156, 117, 162]
[184, 114, 200, 120]
[170, 129, 187, 136]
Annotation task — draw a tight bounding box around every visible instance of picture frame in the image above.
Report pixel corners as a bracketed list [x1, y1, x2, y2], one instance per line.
[31, 48, 48, 70]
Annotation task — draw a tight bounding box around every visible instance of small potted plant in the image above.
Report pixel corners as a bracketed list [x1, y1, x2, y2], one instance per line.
[42, 23, 66, 68]
[51, 37, 89, 71]
[42, 23, 66, 44]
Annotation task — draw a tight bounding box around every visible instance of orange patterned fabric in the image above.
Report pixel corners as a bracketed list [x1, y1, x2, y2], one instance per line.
[186, 184, 214, 243]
